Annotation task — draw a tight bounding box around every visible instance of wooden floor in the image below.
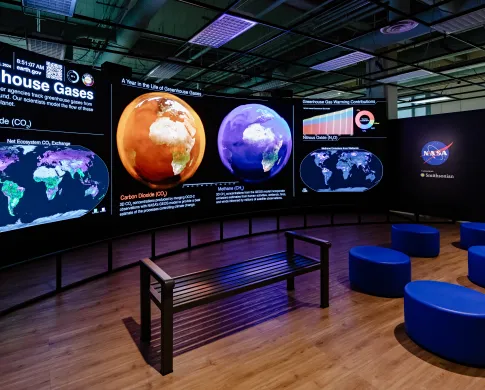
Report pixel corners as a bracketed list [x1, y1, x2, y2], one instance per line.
[1, 223, 485, 389]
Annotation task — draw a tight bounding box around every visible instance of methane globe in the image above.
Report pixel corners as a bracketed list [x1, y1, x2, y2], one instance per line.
[117, 93, 205, 189]
[218, 104, 292, 183]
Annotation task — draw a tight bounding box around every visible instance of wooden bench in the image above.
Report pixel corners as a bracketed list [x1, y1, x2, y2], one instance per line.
[139, 231, 331, 375]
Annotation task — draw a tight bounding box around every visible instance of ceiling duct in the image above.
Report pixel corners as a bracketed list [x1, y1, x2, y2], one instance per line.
[302, 0, 481, 70]
[95, 0, 169, 66]
[419, 0, 466, 14]
[389, 0, 410, 21]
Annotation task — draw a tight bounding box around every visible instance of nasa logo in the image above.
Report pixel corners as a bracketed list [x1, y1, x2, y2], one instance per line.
[421, 141, 453, 166]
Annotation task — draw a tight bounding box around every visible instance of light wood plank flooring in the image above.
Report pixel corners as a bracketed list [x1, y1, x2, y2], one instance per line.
[1, 223, 484, 389]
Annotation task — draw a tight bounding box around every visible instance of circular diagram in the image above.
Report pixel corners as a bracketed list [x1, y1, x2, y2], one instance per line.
[355, 110, 375, 130]
[67, 70, 79, 84]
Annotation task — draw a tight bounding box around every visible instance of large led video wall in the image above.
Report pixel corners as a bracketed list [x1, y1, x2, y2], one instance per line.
[295, 98, 388, 207]
[111, 80, 294, 234]
[0, 43, 111, 263]
[0, 42, 393, 264]
[391, 111, 485, 221]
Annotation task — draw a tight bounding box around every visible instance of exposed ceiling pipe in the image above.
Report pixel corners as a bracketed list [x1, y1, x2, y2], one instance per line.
[279, 1, 485, 96]
[95, 0, 168, 66]
[419, 0, 466, 14]
[389, 0, 410, 21]
[214, 0, 374, 91]
[300, 0, 482, 67]
[172, 0, 339, 87]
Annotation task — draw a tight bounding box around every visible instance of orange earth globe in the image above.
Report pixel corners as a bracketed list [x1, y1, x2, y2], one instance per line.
[117, 93, 205, 189]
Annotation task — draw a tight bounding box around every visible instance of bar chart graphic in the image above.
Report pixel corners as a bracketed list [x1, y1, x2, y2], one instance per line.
[303, 107, 354, 136]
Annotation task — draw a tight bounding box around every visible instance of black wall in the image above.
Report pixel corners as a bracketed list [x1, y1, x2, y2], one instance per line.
[390, 110, 485, 221]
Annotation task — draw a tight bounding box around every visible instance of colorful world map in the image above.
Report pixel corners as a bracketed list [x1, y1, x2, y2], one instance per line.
[300, 148, 383, 192]
[0, 144, 109, 232]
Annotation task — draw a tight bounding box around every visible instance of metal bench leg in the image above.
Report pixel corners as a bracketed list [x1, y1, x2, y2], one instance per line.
[286, 233, 295, 291]
[160, 289, 174, 375]
[140, 266, 151, 342]
[320, 247, 329, 308]
[287, 277, 295, 291]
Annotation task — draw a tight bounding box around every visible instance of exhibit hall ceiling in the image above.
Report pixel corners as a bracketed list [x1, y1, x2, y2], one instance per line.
[2, 0, 485, 105]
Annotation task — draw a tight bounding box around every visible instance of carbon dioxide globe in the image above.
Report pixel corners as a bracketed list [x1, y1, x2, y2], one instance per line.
[117, 93, 205, 189]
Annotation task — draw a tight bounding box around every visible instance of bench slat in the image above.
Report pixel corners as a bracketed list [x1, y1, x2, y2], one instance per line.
[172, 252, 289, 285]
[149, 253, 319, 312]
[158, 254, 308, 292]
[170, 256, 314, 301]
[173, 262, 320, 312]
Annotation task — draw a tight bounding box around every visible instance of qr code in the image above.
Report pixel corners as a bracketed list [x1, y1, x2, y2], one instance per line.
[46, 61, 63, 81]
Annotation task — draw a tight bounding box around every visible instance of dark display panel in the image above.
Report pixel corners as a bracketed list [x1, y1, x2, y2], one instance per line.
[390, 111, 485, 221]
[295, 99, 388, 207]
[0, 43, 394, 267]
[0, 44, 110, 264]
[111, 80, 294, 234]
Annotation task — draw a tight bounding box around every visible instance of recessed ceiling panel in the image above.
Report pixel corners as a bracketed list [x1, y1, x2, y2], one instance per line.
[189, 14, 257, 48]
[311, 52, 374, 72]
[22, 0, 77, 17]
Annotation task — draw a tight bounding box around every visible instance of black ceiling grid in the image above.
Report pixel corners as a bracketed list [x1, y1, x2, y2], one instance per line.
[1, 0, 485, 104]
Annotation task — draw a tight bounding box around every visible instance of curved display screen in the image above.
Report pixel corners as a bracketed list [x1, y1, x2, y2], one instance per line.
[295, 98, 388, 207]
[0, 42, 390, 265]
[110, 81, 294, 234]
[300, 148, 383, 193]
[0, 143, 108, 233]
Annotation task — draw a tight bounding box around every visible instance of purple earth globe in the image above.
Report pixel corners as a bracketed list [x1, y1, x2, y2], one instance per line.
[218, 104, 292, 183]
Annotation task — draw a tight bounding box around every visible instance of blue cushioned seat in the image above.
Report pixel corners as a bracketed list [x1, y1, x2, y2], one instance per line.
[391, 224, 440, 258]
[469, 246, 485, 288]
[405, 281, 485, 367]
[461, 223, 485, 250]
[349, 246, 411, 298]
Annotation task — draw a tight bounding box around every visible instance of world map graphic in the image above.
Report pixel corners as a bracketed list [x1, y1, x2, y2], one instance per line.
[0, 144, 109, 232]
[300, 148, 383, 192]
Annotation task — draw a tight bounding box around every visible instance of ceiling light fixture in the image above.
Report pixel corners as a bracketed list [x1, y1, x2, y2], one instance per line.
[377, 69, 434, 84]
[189, 14, 257, 48]
[22, 0, 78, 17]
[251, 80, 290, 91]
[409, 96, 452, 104]
[27, 39, 66, 60]
[306, 90, 344, 99]
[146, 62, 184, 80]
[380, 20, 419, 34]
[311, 51, 375, 72]
[432, 9, 485, 34]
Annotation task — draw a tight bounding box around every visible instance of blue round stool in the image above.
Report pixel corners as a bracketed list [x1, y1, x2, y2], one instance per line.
[461, 223, 485, 250]
[405, 281, 485, 367]
[349, 246, 411, 298]
[469, 246, 485, 288]
[391, 224, 440, 258]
